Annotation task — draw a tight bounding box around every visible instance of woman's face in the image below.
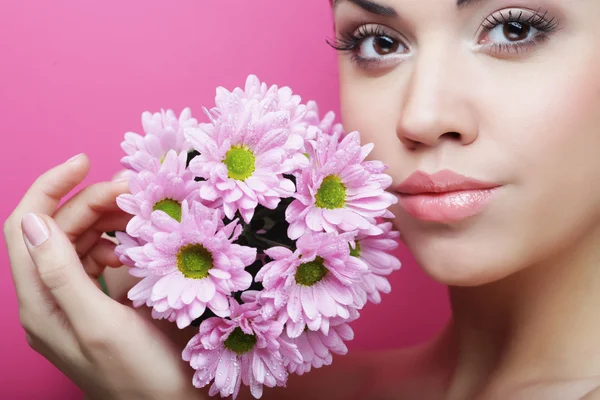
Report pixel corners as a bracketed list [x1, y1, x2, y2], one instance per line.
[334, 0, 600, 285]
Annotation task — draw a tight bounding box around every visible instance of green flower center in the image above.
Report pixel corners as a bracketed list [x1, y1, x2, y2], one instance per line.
[176, 244, 213, 279]
[315, 175, 346, 209]
[349, 242, 361, 258]
[224, 327, 257, 354]
[224, 146, 256, 181]
[295, 256, 328, 286]
[153, 198, 182, 222]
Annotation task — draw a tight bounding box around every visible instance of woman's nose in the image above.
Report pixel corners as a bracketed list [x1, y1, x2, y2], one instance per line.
[396, 46, 479, 150]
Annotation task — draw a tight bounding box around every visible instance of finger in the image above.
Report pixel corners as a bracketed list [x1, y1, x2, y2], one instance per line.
[53, 180, 130, 242]
[21, 212, 115, 331]
[74, 211, 131, 257]
[81, 239, 122, 279]
[111, 169, 131, 181]
[5, 154, 90, 305]
[103, 265, 141, 304]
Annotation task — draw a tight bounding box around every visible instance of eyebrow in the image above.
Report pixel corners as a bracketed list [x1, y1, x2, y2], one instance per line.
[334, 0, 486, 12]
[456, 0, 485, 9]
[333, 0, 398, 17]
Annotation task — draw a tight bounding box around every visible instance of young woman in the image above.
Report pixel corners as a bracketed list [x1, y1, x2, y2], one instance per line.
[6, 0, 600, 398]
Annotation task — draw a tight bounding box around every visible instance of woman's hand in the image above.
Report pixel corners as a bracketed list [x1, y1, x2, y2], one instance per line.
[4, 154, 203, 400]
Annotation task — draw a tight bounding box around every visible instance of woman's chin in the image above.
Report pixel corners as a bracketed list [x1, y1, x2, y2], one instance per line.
[401, 230, 527, 287]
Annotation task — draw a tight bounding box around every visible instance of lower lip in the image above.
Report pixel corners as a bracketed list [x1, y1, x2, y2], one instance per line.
[397, 188, 499, 223]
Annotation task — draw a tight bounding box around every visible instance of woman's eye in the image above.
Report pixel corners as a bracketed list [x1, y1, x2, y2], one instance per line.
[357, 35, 408, 61]
[485, 21, 539, 44]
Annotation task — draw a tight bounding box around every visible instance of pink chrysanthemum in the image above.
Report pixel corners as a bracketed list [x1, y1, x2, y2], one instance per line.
[286, 130, 398, 239]
[283, 309, 357, 375]
[121, 107, 198, 173]
[203, 75, 310, 174]
[185, 97, 302, 223]
[303, 100, 345, 139]
[350, 222, 402, 306]
[114, 232, 145, 268]
[255, 231, 368, 338]
[183, 299, 302, 399]
[116, 150, 198, 241]
[125, 201, 256, 328]
[208, 75, 307, 138]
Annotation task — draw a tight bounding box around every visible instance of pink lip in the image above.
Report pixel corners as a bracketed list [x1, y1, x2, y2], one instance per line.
[394, 170, 500, 223]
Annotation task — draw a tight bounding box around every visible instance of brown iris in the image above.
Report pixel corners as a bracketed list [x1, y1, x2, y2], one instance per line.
[503, 22, 530, 41]
[373, 36, 400, 55]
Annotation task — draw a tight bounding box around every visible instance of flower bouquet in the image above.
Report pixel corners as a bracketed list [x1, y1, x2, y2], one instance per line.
[113, 75, 401, 398]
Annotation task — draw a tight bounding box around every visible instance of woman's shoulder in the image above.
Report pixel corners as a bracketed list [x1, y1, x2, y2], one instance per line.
[582, 384, 600, 400]
[277, 341, 449, 400]
[489, 376, 600, 400]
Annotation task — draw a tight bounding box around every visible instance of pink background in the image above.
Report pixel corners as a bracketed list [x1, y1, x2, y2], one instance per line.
[0, 1, 450, 398]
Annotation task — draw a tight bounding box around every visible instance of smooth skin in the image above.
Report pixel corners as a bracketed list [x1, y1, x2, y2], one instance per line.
[7, 0, 600, 398]
[4, 155, 202, 400]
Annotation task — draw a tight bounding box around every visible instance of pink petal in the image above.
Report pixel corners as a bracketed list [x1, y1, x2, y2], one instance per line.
[285, 199, 306, 222]
[127, 276, 159, 301]
[323, 280, 353, 305]
[208, 269, 232, 280]
[286, 318, 305, 339]
[167, 279, 185, 308]
[223, 187, 243, 203]
[313, 286, 337, 317]
[306, 207, 324, 232]
[214, 350, 232, 388]
[223, 201, 237, 220]
[300, 286, 318, 320]
[307, 333, 329, 358]
[287, 221, 306, 240]
[252, 353, 266, 384]
[336, 324, 354, 341]
[196, 278, 216, 302]
[151, 274, 177, 299]
[245, 176, 268, 192]
[176, 313, 192, 329]
[209, 292, 229, 313]
[336, 304, 350, 319]
[322, 208, 344, 225]
[126, 216, 147, 237]
[240, 207, 255, 224]
[320, 316, 330, 335]
[264, 246, 294, 260]
[287, 288, 302, 323]
[189, 300, 207, 319]
[349, 197, 394, 211]
[306, 314, 322, 331]
[116, 194, 139, 215]
[181, 280, 197, 305]
[236, 180, 258, 201]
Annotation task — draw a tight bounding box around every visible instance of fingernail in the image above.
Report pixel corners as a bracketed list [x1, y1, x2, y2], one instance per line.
[111, 170, 129, 182]
[22, 213, 49, 247]
[66, 153, 84, 163]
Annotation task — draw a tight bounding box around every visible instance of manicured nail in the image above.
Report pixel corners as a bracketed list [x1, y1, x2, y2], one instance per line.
[22, 213, 49, 247]
[111, 170, 129, 182]
[66, 153, 84, 163]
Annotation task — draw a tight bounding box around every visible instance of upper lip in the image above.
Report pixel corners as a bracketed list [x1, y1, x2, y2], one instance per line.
[395, 170, 499, 195]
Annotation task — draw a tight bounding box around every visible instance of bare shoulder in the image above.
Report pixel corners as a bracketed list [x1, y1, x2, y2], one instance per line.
[250, 344, 447, 400]
[499, 377, 600, 400]
[581, 383, 600, 400]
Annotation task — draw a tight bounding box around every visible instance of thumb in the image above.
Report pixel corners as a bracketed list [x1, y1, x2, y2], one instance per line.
[21, 212, 115, 327]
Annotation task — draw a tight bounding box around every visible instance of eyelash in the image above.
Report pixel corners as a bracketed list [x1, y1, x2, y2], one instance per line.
[329, 9, 560, 67]
[479, 9, 560, 55]
[327, 24, 405, 69]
